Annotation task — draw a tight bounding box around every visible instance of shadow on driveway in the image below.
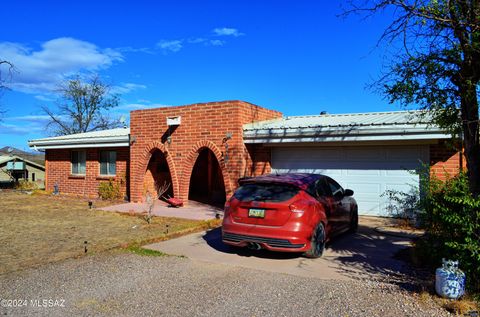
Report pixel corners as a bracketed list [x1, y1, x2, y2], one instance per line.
[202, 218, 426, 291]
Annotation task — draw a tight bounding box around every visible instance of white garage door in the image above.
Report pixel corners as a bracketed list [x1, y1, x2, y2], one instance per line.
[271, 145, 429, 216]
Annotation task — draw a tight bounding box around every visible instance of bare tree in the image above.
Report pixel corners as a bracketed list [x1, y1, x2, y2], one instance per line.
[345, 0, 480, 196]
[43, 74, 122, 135]
[145, 181, 171, 224]
[0, 60, 15, 119]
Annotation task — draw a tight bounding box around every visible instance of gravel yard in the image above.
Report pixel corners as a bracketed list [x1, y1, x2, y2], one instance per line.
[0, 252, 449, 317]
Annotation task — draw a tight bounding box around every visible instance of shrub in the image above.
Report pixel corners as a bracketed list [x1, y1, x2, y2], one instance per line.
[419, 172, 480, 294]
[382, 186, 421, 227]
[98, 179, 122, 200]
[14, 180, 38, 191]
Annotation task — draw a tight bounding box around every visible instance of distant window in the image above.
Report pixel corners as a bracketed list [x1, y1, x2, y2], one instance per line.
[100, 151, 116, 176]
[32, 173, 36, 182]
[71, 150, 86, 175]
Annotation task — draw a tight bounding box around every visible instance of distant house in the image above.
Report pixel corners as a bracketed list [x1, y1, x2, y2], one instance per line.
[0, 155, 45, 188]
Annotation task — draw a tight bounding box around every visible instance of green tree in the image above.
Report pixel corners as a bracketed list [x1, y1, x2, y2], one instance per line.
[346, 0, 480, 196]
[43, 74, 121, 135]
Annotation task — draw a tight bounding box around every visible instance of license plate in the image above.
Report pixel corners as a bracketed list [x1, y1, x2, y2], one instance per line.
[248, 208, 265, 218]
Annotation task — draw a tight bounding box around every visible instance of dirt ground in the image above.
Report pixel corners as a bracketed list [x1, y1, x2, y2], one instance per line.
[0, 190, 216, 275]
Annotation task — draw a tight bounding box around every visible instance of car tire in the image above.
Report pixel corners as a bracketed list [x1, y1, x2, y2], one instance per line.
[304, 223, 326, 258]
[348, 208, 358, 233]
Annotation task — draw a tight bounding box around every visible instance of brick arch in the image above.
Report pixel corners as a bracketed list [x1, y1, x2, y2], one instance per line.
[135, 141, 179, 200]
[180, 140, 233, 203]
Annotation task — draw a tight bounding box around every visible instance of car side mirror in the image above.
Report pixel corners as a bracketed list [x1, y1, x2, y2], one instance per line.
[344, 189, 354, 196]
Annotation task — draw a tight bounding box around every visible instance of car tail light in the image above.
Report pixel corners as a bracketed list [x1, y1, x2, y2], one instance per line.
[289, 200, 309, 216]
[224, 201, 231, 215]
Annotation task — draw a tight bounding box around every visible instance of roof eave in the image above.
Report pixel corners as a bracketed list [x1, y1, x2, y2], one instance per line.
[28, 138, 130, 150]
[243, 132, 452, 144]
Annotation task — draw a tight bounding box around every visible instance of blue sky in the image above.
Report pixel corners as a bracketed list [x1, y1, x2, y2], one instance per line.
[0, 1, 398, 151]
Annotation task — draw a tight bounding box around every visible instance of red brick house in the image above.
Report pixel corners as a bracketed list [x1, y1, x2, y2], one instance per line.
[29, 100, 462, 216]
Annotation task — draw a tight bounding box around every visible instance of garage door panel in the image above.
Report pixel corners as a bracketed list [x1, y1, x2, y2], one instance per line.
[360, 200, 382, 215]
[385, 169, 417, 177]
[273, 168, 343, 176]
[345, 169, 382, 176]
[385, 183, 417, 193]
[344, 183, 382, 195]
[271, 146, 428, 217]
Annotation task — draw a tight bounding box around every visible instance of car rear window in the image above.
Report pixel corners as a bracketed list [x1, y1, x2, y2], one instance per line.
[233, 183, 299, 202]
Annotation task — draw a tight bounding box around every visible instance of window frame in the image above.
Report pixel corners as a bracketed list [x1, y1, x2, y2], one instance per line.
[71, 150, 86, 175]
[99, 150, 117, 176]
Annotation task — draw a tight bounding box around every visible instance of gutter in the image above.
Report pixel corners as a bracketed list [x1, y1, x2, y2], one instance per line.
[28, 136, 130, 150]
[243, 124, 451, 144]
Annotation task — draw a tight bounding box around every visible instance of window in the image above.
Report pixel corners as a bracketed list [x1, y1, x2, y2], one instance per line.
[316, 178, 332, 197]
[100, 150, 116, 176]
[32, 173, 36, 182]
[233, 183, 299, 203]
[71, 150, 86, 175]
[326, 177, 344, 199]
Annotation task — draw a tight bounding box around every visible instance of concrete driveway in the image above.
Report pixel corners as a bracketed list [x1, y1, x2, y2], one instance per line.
[145, 217, 423, 288]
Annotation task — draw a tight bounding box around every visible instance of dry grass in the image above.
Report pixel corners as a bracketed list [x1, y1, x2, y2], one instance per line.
[416, 290, 479, 315]
[441, 298, 478, 315]
[0, 190, 219, 275]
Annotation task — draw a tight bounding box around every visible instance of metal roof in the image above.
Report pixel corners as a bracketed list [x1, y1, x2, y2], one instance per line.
[0, 155, 45, 170]
[28, 128, 130, 150]
[0, 155, 14, 165]
[243, 110, 451, 144]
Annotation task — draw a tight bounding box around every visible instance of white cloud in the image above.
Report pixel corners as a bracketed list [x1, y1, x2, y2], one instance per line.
[0, 37, 123, 94]
[116, 103, 171, 111]
[0, 123, 44, 135]
[209, 40, 225, 46]
[188, 38, 207, 44]
[187, 38, 225, 47]
[34, 95, 55, 102]
[213, 27, 244, 37]
[0, 115, 51, 135]
[5, 115, 52, 122]
[157, 28, 242, 53]
[111, 83, 147, 95]
[157, 40, 183, 53]
[117, 46, 155, 54]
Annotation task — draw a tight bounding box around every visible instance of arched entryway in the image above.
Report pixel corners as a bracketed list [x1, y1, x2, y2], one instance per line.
[188, 148, 226, 207]
[143, 149, 174, 200]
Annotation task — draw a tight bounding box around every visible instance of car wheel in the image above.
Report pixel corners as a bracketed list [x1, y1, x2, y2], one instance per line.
[304, 223, 326, 258]
[348, 208, 358, 233]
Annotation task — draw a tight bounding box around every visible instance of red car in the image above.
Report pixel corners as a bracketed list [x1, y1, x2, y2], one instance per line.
[222, 173, 358, 258]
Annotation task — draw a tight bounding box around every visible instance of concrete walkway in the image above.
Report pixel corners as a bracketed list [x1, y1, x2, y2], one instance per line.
[100, 200, 222, 221]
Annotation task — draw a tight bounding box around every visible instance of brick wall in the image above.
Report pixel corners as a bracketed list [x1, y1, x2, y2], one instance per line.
[430, 141, 464, 180]
[129, 100, 282, 203]
[45, 147, 129, 198]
